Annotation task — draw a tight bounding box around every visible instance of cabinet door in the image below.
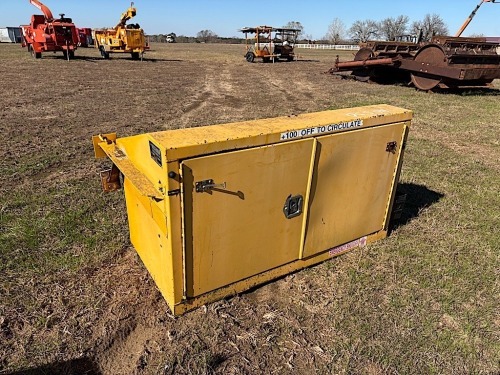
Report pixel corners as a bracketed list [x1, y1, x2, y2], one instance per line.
[182, 139, 315, 297]
[302, 123, 405, 258]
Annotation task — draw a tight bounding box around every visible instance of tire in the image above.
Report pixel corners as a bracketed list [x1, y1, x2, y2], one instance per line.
[131, 52, 140, 60]
[245, 52, 255, 63]
[99, 46, 110, 59]
[28, 44, 41, 59]
[263, 56, 270, 63]
[287, 56, 294, 62]
[63, 50, 74, 61]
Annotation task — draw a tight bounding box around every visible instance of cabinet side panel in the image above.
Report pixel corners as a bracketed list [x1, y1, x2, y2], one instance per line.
[124, 179, 176, 309]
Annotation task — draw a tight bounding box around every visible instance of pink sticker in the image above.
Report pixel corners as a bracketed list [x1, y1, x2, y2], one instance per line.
[328, 236, 367, 257]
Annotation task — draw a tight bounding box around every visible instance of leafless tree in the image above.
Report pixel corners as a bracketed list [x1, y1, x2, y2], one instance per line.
[303, 33, 313, 43]
[196, 29, 218, 43]
[379, 15, 409, 41]
[283, 21, 304, 38]
[349, 20, 379, 42]
[411, 14, 449, 42]
[325, 18, 346, 45]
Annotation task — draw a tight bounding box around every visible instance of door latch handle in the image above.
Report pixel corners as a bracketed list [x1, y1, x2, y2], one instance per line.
[195, 179, 226, 193]
[386, 141, 397, 153]
[283, 194, 303, 219]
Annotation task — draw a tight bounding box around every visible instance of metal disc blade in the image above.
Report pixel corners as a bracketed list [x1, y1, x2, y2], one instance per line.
[410, 73, 441, 91]
[354, 47, 374, 62]
[411, 45, 447, 91]
[352, 69, 372, 82]
[351, 48, 375, 82]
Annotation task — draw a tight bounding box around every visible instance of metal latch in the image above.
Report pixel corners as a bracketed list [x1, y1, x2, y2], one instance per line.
[386, 141, 397, 153]
[100, 164, 121, 192]
[283, 194, 303, 219]
[195, 179, 226, 193]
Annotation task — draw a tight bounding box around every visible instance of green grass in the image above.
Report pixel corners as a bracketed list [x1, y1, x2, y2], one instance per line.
[0, 180, 126, 276]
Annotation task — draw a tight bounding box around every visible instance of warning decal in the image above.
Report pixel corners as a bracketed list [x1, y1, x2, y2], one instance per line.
[328, 236, 367, 257]
[280, 119, 363, 140]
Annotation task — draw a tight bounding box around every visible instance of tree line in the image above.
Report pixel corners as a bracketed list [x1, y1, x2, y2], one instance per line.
[148, 31, 245, 44]
[147, 14, 450, 45]
[325, 14, 449, 44]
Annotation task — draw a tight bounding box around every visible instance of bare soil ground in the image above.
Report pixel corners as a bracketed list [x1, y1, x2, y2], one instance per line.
[1, 43, 499, 375]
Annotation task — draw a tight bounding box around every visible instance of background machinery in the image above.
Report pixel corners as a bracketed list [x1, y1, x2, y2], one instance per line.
[77, 27, 93, 47]
[455, 0, 497, 37]
[94, 2, 149, 60]
[20, 0, 78, 60]
[240, 26, 299, 63]
[330, 0, 500, 90]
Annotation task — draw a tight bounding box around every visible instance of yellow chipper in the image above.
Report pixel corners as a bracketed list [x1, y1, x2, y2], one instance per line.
[93, 105, 412, 315]
[94, 2, 149, 60]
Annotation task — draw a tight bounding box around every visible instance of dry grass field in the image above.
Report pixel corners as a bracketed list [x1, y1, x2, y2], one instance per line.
[0, 42, 499, 375]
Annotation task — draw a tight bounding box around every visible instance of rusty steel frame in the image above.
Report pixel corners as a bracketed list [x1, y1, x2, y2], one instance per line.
[330, 37, 500, 90]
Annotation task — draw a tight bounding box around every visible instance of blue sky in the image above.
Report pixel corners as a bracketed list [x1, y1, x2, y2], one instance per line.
[1, 0, 499, 39]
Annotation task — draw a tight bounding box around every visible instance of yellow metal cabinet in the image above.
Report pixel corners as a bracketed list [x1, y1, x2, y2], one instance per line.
[93, 104, 412, 315]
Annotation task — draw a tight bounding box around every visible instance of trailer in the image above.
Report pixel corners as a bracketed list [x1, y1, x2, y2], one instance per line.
[77, 27, 93, 47]
[240, 26, 299, 63]
[0, 27, 22, 43]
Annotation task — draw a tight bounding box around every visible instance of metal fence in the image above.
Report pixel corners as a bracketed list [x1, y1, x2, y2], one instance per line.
[295, 44, 360, 50]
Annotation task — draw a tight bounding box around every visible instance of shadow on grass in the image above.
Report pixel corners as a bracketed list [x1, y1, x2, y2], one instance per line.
[74, 56, 183, 63]
[295, 59, 321, 63]
[2, 357, 101, 375]
[28, 55, 103, 62]
[433, 87, 500, 96]
[140, 58, 183, 62]
[390, 182, 444, 232]
[328, 73, 500, 95]
[36, 55, 183, 63]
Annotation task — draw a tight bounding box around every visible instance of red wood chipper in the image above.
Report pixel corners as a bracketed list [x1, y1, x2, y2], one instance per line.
[21, 0, 79, 60]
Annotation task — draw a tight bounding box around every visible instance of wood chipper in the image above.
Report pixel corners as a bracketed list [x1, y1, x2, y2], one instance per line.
[77, 27, 93, 47]
[20, 0, 78, 60]
[94, 2, 149, 60]
[240, 26, 299, 62]
[330, 0, 500, 90]
[92, 104, 412, 315]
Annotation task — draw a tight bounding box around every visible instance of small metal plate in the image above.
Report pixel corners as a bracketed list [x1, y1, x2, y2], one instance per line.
[149, 141, 162, 167]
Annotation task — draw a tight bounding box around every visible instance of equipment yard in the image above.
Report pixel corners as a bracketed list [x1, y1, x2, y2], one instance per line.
[1, 43, 499, 374]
